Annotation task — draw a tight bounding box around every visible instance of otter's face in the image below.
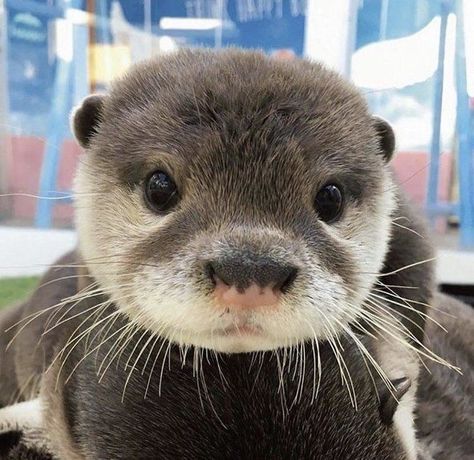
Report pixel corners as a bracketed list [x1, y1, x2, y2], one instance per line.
[73, 50, 396, 353]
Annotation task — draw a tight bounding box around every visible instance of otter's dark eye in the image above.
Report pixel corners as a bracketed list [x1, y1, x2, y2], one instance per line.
[145, 171, 179, 213]
[314, 184, 343, 223]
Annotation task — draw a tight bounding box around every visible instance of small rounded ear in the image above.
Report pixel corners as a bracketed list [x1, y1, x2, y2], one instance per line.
[372, 116, 395, 162]
[71, 94, 105, 148]
[379, 377, 412, 425]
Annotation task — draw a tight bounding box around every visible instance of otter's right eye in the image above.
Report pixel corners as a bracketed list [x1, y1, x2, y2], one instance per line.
[144, 171, 179, 213]
[314, 184, 343, 223]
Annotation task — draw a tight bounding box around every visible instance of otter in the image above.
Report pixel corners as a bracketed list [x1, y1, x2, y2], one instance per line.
[0, 48, 459, 459]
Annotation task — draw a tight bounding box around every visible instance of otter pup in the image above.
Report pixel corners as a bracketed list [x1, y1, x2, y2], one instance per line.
[0, 49, 442, 458]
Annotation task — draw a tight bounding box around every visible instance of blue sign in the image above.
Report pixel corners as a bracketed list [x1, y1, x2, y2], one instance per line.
[7, 5, 57, 136]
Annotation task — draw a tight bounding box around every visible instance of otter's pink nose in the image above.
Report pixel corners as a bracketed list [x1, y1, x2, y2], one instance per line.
[205, 258, 298, 309]
[214, 281, 280, 309]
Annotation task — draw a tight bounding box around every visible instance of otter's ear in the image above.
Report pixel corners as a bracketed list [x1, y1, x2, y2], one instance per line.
[71, 94, 105, 148]
[372, 116, 395, 162]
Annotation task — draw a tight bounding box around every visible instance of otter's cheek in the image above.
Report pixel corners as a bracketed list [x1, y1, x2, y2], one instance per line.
[75, 168, 142, 285]
[332, 187, 395, 296]
[354, 180, 396, 276]
[126, 266, 216, 336]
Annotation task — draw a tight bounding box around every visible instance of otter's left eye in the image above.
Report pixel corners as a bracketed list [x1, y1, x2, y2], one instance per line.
[314, 184, 343, 223]
[144, 170, 179, 213]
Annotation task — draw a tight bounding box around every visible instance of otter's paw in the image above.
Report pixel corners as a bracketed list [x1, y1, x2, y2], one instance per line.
[0, 399, 56, 459]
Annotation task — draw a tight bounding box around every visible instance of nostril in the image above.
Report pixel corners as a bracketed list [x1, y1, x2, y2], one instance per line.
[204, 262, 217, 285]
[276, 266, 298, 293]
[204, 262, 230, 287]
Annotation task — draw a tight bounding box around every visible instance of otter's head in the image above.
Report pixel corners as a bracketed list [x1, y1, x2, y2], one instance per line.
[73, 49, 396, 353]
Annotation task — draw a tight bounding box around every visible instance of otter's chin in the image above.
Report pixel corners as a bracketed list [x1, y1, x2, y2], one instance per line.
[197, 336, 288, 354]
[171, 329, 297, 354]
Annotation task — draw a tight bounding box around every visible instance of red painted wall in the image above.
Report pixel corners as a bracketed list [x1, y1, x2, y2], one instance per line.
[392, 151, 453, 203]
[6, 136, 81, 226]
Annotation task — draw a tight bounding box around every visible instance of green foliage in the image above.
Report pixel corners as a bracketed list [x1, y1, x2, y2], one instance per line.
[0, 277, 39, 309]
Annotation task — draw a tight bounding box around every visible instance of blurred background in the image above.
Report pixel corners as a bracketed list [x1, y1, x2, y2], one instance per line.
[0, 0, 473, 305]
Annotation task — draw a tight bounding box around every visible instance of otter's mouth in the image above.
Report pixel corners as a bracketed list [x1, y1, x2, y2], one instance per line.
[218, 323, 263, 337]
